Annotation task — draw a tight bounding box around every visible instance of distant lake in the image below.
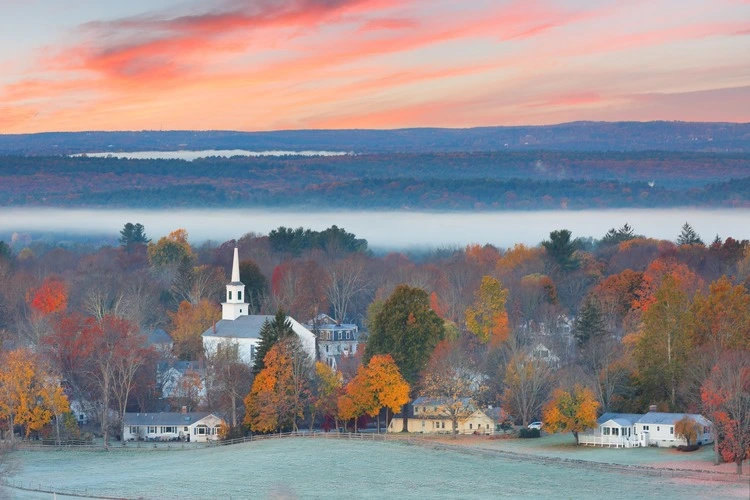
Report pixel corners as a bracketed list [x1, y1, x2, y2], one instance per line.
[70, 150, 351, 161]
[1, 208, 748, 250]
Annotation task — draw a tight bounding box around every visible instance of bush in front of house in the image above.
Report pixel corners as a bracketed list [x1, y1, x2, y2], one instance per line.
[519, 428, 541, 438]
[676, 444, 701, 452]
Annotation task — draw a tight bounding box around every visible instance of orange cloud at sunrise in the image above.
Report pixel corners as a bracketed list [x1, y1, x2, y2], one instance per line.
[1, 0, 749, 133]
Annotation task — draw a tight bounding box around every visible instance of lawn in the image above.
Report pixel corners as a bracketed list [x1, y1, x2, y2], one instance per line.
[3, 437, 748, 499]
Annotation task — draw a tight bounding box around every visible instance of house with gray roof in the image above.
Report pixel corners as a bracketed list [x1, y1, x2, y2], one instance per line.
[201, 248, 316, 365]
[123, 410, 224, 442]
[578, 411, 713, 448]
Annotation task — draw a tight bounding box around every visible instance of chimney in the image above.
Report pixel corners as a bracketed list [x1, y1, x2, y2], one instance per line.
[181, 406, 187, 414]
[648, 404, 657, 412]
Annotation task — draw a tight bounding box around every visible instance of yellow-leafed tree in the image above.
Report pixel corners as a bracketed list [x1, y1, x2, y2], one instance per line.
[0, 349, 70, 442]
[465, 276, 509, 346]
[543, 384, 599, 445]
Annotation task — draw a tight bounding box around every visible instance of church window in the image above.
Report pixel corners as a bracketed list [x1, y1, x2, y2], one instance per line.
[238, 291, 242, 301]
[229, 291, 232, 300]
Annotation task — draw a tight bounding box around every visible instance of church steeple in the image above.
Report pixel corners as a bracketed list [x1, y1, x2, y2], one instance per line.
[222, 247, 247, 320]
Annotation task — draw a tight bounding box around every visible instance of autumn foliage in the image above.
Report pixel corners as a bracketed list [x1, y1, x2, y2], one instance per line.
[28, 276, 68, 315]
[0, 348, 70, 441]
[543, 384, 600, 445]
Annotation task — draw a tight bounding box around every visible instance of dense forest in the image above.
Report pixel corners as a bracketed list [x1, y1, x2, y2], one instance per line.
[1, 151, 749, 209]
[0, 222, 748, 470]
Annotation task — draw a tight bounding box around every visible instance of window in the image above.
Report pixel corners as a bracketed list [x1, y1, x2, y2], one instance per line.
[228, 291, 232, 300]
[240, 309, 243, 313]
[130, 426, 138, 434]
[643, 425, 649, 431]
[442, 422, 445, 429]
[612, 428, 619, 436]
[148, 426, 156, 434]
[162, 426, 176, 433]
[657, 426, 660, 432]
[670, 427, 673, 435]
[184, 427, 189, 432]
[238, 291, 242, 301]
[603, 428, 610, 436]
[197, 426, 206, 435]
[469, 423, 473, 429]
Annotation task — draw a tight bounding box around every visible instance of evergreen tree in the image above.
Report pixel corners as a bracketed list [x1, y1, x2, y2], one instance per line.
[119, 222, 150, 251]
[239, 260, 268, 314]
[601, 223, 637, 247]
[542, 229, 580, 271]
[677, 222, 704, 246]
[252, 309, 295, 374]
[573, 299, 606, 347]
[0, 241, 10, 260]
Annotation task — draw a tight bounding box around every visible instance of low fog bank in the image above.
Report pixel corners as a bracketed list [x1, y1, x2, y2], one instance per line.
[1, 208, 748, 250]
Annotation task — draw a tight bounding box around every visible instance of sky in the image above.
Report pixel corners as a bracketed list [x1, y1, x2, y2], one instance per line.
[1, 0, 749, 133]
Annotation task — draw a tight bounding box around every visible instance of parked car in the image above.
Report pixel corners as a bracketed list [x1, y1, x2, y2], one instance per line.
[527, 422, 543, 430]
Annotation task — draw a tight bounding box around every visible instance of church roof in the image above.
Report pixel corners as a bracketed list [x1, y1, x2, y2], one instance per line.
[201, 314, 275, 340]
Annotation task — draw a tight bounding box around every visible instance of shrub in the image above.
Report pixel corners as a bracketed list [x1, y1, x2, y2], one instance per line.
[676, 444, 701, 452]
[519, 428, 541, 438]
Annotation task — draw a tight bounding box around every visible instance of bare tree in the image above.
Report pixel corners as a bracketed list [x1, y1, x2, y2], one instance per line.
[205, 340, 253, 429]
[421, 339, 485, 437]
[324, 256, 370, 323]
[502, 344, 553, 427]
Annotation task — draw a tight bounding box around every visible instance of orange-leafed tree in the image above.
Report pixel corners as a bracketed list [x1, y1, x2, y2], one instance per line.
[689, 276, 750, 356]
[365, 354, 410, 431]
[338, 364, 377, 432]
[28, 276, 68, 315]
[169, 299, 220, 360]
[244, 353, 282, 433]
[542, 384, 600, 445]
[674, 416, 701, 447]
[244, 337, 311, 433]
[465, 275, 510, 346]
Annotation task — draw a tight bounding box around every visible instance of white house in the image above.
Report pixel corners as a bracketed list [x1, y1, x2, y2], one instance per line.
[306, 314, 360, 369]
[634, 412, 713, 448]
[123, 411, 225, 442]
[578, 411, 713, 448]
[201, 248, 316, 365]
[387, 397, 497, 435]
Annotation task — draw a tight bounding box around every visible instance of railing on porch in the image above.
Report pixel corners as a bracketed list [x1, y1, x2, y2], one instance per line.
[578, 434, 638, 448]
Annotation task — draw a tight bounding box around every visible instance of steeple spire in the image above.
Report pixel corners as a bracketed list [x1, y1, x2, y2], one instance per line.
[231, 247, 241, 283]
[222, 247, 247, 320]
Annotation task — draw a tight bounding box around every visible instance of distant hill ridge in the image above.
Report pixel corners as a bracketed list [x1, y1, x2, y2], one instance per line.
[2, 121, 750, 154]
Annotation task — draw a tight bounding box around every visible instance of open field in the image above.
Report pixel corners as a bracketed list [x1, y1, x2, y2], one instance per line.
[3, 435, 749, 499]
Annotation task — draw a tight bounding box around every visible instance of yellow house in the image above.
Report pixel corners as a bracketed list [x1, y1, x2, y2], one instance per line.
[387, 397, 496, 435]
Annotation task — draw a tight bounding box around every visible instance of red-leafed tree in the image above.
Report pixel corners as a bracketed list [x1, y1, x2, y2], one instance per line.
[28, 276, 68, 315]
[701, 352, 750, 474]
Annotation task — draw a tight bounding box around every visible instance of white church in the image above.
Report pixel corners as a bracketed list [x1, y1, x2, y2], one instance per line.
[201, 248, 316, 365]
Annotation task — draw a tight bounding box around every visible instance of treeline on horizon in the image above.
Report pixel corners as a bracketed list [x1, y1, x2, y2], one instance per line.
[2, 121, 750, 154]
[1, 151, 749, 210]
